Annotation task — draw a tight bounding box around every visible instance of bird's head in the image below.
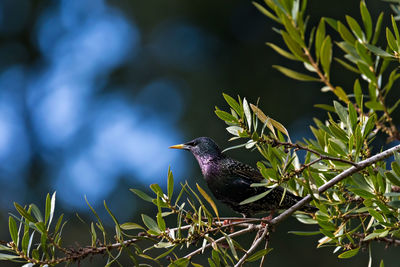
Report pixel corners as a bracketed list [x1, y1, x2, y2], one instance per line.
[169, 137, 222, 160]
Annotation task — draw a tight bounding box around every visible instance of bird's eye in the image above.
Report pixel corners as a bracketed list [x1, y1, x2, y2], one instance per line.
[185, 141, 197, 147]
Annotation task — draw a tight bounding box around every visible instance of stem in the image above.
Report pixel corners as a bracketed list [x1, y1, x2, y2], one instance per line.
[184, 224, 260, 259]
[270, 144, 400, 225]
[234, 226, 269, 267]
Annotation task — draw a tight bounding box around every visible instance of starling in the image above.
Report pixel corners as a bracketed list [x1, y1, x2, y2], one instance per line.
[170, 137, 317, 217]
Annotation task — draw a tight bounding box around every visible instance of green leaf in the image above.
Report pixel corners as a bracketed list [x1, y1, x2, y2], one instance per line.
[157, 212, 166, 232]
[333, 101, 348, 125]
[281, 31, 308, 61]
[338, 248, 360, 259]
[360, 1, 372, 41]
[273, 65, 319, 81]
[45, 193, 51, 225]
[348, 188, 375, 199]
[386, 171, 400, 186]
[169, 258, 190, 267]
[346, 15, 364, 41]
[246, 248, 273, 262]
[130, 188, 153, 202]
[315, 19, 326, 62]
[104, 201, 122, 241]
[334, 58, 360, 73]
[150, 183, 164, 196]
[325, 17, 338, 31]
[30, 204, 43, 223]
[252, 2, 279, 23]
[142, 214, 161, 234]
[365, 101, 384, 111]
[222, 232, 238, 260]
[392, 161, 400, 177]
[0, 253, 19, 260]
[240, 188, 273, 205]
[333, 86, 349, 103]
[369, 209, 385, 222]
[386, 27, 398, 52]
[372, 12, 384, 45]
[266, 42, 297, 61]
[197, 183, 219, 219]
[362, 113, 376, 138]
[355, 42, 373, 66]
[120, 222, 145, 230]
[389, 98, 400, 114]
[388, 200, 400, 208]
[353, 79, 362, 108]
[348, 103, 357, 129]
[338, 21, 356, 44]
[222, 93, 242, 117]
[356, 62, 376, 84]
[320, 36, 332, 77]
[364, 43, 393, 58]
[21, 230, 29, 254]
[281, 16, 305, 47]
[215, 109, 238, 123]
[8, 217, 18, 245]
[14, 203, 36, 223]
[167, 167, 174, 200]
[314, 104, 335, 112]
[391, 15, 400, 46]
[288, 231, 321, 236]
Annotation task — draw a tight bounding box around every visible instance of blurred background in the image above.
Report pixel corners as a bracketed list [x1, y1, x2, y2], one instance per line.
[0, 0, 398, 266]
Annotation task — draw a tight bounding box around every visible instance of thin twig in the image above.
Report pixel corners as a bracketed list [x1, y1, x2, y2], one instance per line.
[259, 232, 270, 267]
[184, 224, 260, 259]
[273, 140, 357, 167]
[234, 226, 269, 267]
[270, 144, 400, 226]
[353, 233, 400, 246]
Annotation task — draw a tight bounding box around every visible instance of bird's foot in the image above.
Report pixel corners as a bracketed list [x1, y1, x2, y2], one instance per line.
[260, 216, 271, 227]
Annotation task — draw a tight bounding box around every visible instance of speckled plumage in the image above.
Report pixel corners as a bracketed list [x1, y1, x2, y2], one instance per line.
[171, 137, 317, 217]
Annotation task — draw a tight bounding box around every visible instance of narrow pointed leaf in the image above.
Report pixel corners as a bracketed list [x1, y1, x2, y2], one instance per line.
[167, 167, 174, 200]
[142, 214, 161, 234]
[320, 36, 332, 77]
[273, 65, 320, 81]
[240, 188, 273, 205]
[338, 248, 360, 259]
[8, 217, 18, 245]
[266, 42, 297, 61]
[197, 183, 219, 219]
[130, 189, 153, 202]
[360, 1, 372, 41]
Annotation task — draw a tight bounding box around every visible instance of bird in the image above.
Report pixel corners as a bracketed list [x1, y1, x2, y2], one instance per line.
[169, 137, 317, 217]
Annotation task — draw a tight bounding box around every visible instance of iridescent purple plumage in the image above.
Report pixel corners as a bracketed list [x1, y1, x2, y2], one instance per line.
[171, 137, 317, 217]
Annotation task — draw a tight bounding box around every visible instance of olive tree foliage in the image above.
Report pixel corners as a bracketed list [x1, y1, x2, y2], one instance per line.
[2, 0, 400, 266]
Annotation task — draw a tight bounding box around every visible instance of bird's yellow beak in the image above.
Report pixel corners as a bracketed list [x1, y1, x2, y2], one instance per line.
[169, 144, 186, 149]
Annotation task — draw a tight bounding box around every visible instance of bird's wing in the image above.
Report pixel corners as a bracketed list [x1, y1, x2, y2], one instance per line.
[225, 159, 266, 183]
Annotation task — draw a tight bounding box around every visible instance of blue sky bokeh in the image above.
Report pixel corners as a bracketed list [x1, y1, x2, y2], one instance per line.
[0, 0, 191, 214]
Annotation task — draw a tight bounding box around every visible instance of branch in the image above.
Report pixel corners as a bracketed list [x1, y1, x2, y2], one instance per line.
[273, 140, 357, 167]
[8, 238, 139, 266]
[184, 224, 260, 259]
[270, 144, 400, 225]
[353, 233, 400, 246]
[234, 226, 269, 267]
